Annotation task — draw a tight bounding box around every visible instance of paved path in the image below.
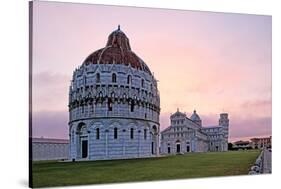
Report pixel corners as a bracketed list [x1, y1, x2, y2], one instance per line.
[262, 149, 272, 173]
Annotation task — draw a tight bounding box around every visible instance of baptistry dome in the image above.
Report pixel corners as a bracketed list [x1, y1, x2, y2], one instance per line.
[83, 25, 152, 74]
[68, 26, 160, 161]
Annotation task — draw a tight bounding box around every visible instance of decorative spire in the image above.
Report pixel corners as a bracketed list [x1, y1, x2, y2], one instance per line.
[118, 24, 120, 31]
[177, 108, 179, 112]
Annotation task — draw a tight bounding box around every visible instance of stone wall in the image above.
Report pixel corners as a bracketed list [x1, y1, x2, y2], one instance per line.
[32, 139, 69, 161]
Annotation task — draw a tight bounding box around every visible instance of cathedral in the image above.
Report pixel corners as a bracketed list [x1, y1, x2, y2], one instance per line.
[160, 109, 229, 154]
[68, 26, 160, 161]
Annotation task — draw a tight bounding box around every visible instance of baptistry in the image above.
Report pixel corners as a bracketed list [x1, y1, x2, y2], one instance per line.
[68, 26, 160, 161]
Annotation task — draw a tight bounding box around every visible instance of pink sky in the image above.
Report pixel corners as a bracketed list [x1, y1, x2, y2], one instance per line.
[32, 1, 272, 142]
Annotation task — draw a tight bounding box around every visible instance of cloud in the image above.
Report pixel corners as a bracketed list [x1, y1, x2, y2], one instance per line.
[160, 112, 172, 130]
[33, 71, 70, 86]
[32, 111, 69, 139]
[229, 115, 271, 139]
[241, 99, 271, 112]
[32, 72, 71, 111]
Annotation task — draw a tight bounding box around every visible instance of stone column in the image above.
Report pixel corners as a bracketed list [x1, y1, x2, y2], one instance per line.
[138, 130, 141, 157]
[74, 133, 79, 159]
[156, 132, 159, 156]
[105, 130, 108, 158]
[122, 129, 126, 156]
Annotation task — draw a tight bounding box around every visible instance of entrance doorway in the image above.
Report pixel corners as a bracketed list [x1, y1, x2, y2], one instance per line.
[176, 144, 181, 153]
[82, 140, 88, 158]
[186, 146, 190, 152]
[151, 142, 154, 154]
[168, 147, 171, 154]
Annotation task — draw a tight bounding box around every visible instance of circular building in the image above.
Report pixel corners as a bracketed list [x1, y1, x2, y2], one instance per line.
[68, 26, 160, 161]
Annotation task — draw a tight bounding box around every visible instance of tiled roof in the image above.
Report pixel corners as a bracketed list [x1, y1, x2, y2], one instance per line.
[83, 26, 152, 75]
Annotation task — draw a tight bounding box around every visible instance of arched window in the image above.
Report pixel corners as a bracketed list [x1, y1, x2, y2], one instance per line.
[114, 127, 118, 139]
[108, 98, 113, 111]
[96, 73, 100, 83]
[144, 129, 147, 140]
[112, 73, 117, 83]
[130, 101, 134, 112]
[130, 128, 134, 139]
[96, 128, 100, 139]
[99, 91, 103, 98]
[127, 75, 132, 84]
[141, 79, 144, 88]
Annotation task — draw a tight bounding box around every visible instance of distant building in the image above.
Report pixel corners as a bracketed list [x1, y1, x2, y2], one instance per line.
[160, 109, 229, 154]
[32, 138, 69, 161]
[232, 140, 251, 150]
[250, 136, 272, 149]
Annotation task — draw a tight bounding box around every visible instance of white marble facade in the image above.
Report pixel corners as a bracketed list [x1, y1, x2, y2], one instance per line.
[68, 27, 160, 161]
[160, 109, 229, 154]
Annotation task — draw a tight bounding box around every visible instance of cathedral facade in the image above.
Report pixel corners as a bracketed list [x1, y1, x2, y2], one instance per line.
[160, 109, 229, 154]
[68, 26, 160, 161]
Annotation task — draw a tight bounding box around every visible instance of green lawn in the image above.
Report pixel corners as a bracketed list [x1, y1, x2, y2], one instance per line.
[32, 150, 260, 188]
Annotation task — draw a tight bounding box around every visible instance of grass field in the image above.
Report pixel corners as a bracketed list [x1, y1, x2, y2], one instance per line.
[31, 150, 260, 188]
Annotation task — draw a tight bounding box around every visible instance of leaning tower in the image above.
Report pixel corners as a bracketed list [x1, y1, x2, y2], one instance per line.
[219, 113, 229, 151]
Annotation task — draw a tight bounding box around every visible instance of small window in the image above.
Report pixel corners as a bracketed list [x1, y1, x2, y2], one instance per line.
[141, 79, 144, 88]
[130, 102, 134, 112]
[112, 73, 117, 83]
[144, 129, 147, 140]
[108, 98, 113, 111]
[127, 75, 132, 84]
[130, 128, 134, 139]
[96, 73, 100, 83]
[96, 128, 100, 139]
[114, 127, 118, 139]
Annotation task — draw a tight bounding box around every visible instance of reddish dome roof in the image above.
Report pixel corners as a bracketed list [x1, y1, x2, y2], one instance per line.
[83, 26, 152, 75]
